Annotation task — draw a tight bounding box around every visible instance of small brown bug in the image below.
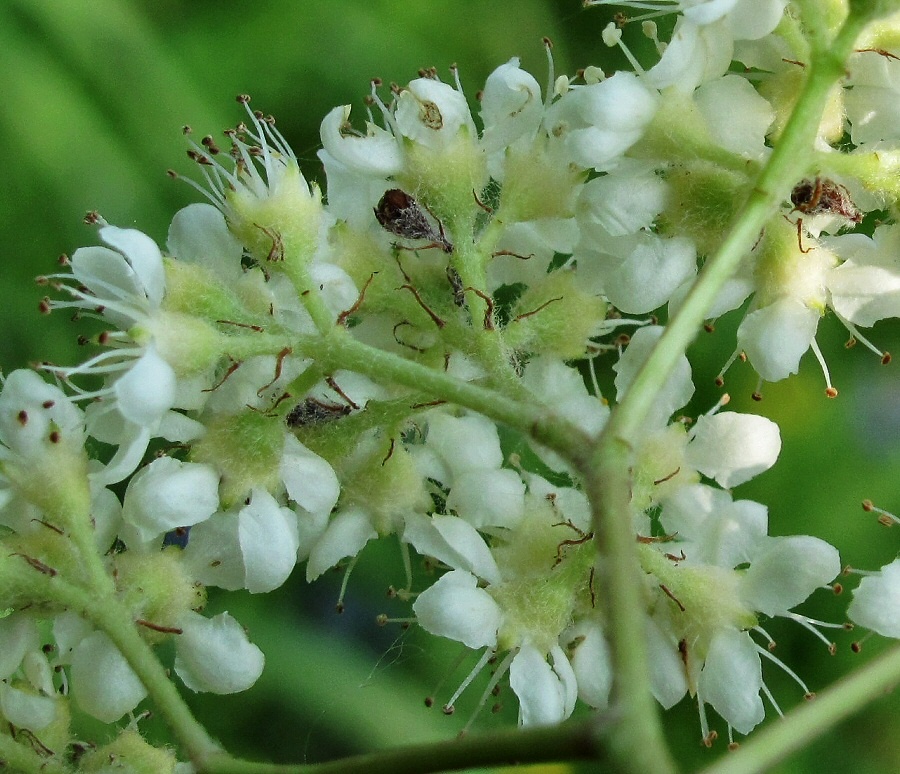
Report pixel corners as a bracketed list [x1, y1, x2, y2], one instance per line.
[790, 177, 862, 224]
[374, 189, 453, 253]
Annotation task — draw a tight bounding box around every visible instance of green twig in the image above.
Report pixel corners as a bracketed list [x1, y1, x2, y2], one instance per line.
[201, 716, 610, 774]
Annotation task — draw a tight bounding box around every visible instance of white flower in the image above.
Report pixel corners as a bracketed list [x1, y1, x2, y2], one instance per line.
[545, 71, 659, 171]
[183, 488, 300, 593]
[416, 412, 526, 529]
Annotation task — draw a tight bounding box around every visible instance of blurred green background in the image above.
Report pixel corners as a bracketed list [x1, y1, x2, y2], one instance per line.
[1, 1, 898, 772]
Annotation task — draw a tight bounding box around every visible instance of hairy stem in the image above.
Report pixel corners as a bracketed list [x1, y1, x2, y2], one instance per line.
[578, 11, 874, 774]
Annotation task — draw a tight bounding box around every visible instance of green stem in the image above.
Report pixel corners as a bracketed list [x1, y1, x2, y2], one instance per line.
[699, 644, 900, 774]
[201, 717, 609, 774]
[297, 327, 585, 453]
[578, 12, 872, 774]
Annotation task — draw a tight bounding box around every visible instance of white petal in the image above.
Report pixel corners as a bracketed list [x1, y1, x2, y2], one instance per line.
[741, 536, 840, 616]
[403, 513, 500, 584]
[426, 413, 503, 479]
[174, 611, 264, 694]
[113, 347, 177, 427]
[848, 559, 900, 638]
[480, 58, 543, 154]
[614, 326, 694, 431]
[99, 225, 166, 308]
[699, 629, 764, 734]
[694, 75, 773, 158]
[567, 622, 613, 709]
[447, 469, 525, 529]
[509, 642, 570, 726]
[646, 617, 688, 709]
[0, 614, 39, 679]
[412, 569, 501, 648]
[122, 457, 219, 543]
[182, 509, 245, 591]
[0, 683, 57, 731]
[737, 298, 819, 382]
[71, 631, 147, 722]
[239, 489, 300, 593]
[578, 162, 669, 237]
[167, 203, 243, 282]
[281, 434, 340, 515]
[686, 412, 781, 488]
[320, 105, 403, 176]
[828, 260, 900, 327]
[606, 235, 697, 314]
[305, 507, 376, 581]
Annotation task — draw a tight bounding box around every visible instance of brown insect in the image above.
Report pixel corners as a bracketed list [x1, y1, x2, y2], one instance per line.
[374, 189, 453, 253]
[790, 177, 862, 224]
[285, 398, 351, 427]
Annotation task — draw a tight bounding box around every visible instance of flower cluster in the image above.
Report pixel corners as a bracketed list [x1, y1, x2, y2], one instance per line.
[2, 0, 900, 769]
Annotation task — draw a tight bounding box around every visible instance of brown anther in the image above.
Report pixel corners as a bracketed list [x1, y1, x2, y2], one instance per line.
[201, 135, 221, 155]
[767, 640, 777, 652]
[653, 467, 681, 485]
[466, 287, 496, 330]
[491, 249, 534, 260]
[828, 643, 837, 656]
[878, 514, 894, 528]
[398, 284, 446, 328]
[338, 272, 377, 326]
[336, 602, 346, 614]
[882, 352, 892, 365]
[256, 347, 292, 396]
[542, 36, 553, 48]
[660, 584, 686, 612]
[166, 169, 179, 179]
[381, 437, 396, 466]
[424, 696, 434, 708]
[136, 619, 183, 635]
[442, 704, 455, 715]
[325, 376, 360, 410]
[845, 336, 857, 348]
[83, 211, 101, 225]
[17, 410, 28, 426]
[825, 386, 838, 398]
[410, 399, 447, 409]
[804, 692, 816, 701]
[14, 554, 57, 576]
[702, 730, 718, 748]
[861, 499, 874, 511]
[386, 586, 397, 598]
[704, 322, 715, 333]
[202, 360, 241, 393]
[491, 703, 502, 714]
[236, 94, 251, 104]
[48, 430, 61, 444]
[751, 391, 763, 402]
[833, 583, 843, 594]
[513, 296, 563, 323]
[851, 641, 862, 653]
[375, 613, 387, 626]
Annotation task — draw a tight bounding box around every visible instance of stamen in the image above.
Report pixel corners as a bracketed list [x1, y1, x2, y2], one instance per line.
[601, 22, 648, 78]
[760, 681, 784, 717]
[459, 650, 516, 735]
[542, 37, 556, 111]
[834, 311, 890, 361]
[336, 555, 359, 613]
[809, 338, 838, 397]
[443, 648, 494, 712]
[756, 644, 812, 696]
